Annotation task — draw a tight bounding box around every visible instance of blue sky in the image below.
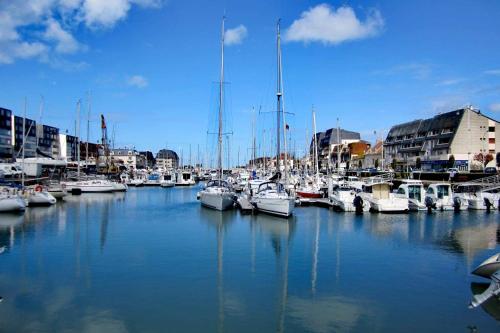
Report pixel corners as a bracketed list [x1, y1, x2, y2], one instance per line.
[1, 0, 500, 165]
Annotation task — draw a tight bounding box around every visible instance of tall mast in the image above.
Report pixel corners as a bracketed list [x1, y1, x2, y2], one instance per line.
[312, 107, 319, 176]
[276, 19, 282, 175]
[76, 100, 81, 178]
[217, 16, 225, 181]
[22, 97, 26, 187]
[337, 117, 341, 171]
[86, 91, 91, 165]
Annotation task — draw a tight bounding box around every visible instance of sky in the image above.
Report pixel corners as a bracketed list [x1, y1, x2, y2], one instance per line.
[1, 0, 500, 165]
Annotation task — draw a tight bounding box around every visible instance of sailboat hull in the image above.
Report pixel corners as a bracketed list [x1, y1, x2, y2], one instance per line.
[200, 191, 234, 211]
[253, 197, 294, 217]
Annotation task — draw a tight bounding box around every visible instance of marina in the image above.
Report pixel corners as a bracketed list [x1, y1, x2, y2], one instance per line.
[1, 185, 499, 332]
[1, 1, 500, 331]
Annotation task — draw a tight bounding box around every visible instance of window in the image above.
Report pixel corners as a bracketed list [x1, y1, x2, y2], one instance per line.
[488, 126, 495, 132]
[426, 187, 434, 195]
[489, 138, 495, 144]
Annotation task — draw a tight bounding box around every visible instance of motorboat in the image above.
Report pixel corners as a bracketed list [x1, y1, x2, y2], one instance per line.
[251, 181, 295, 217]
[425, 183, 466, 211]
[329, 183, 366, 212]
[396, 180, 426, 211]
[145, 172, 162, 186]
[472, 253, 500, 279]
[160, 173, 175, 187]
[470, 253, 500, 309]
[0, 188, 26, 212]
[199, 180, 235, 211]
[176, 170, 196, 186]
[360, 180, 408, 213]
[454, 184, 499, 210]
[25, 185, 57, 206]
[296, 176, 323, 199]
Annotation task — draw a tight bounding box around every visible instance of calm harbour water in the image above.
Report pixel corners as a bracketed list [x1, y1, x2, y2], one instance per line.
[1, 186, 499, 333]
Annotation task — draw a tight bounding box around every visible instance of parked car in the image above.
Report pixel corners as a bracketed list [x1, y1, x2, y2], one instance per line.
[484, 167, 498, 174]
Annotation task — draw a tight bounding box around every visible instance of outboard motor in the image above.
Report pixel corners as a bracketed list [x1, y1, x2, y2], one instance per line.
[484, 197, 492, 213]
[353, 195, 364, 215]
[453, 196, 462, 212]
[425, 196, 436, 213]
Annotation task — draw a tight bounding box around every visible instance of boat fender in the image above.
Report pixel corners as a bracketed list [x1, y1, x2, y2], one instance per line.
[35, 185, 43, 192]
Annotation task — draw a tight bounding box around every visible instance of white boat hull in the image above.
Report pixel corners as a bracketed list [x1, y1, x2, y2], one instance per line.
[27, 192, 57, 206]
[0, 196, 26, 212]
[112, 183, 128, 192]
[200, 191, 234, 210]
[252, 197, 294, 217]
[366, 197, 408, 213]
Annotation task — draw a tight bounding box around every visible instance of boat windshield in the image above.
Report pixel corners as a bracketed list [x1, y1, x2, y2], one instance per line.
[257, 182, 284, 193]
[408, 185, 421, 200]
[207, 180, 230, 188]
[436, 185, 449, 198]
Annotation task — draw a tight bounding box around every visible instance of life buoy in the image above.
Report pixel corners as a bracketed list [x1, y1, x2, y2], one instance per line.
[35, 185, 43, 192]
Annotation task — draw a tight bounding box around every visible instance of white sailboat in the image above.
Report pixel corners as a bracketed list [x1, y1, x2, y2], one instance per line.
[199, 17, 235, 211]
[252, 20, 295, 218]
[0, 188, 26, 212]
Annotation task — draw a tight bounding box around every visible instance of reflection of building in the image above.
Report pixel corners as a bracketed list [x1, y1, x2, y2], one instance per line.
[0, 108, 13, 159]
[110, 148, 146, 169]
[384, 107, 499, 171]
[13, 115, 37, 158]
[156, 149, 179, 169]
[36, 124, 60, 158]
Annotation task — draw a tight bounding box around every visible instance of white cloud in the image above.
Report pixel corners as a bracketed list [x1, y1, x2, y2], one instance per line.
[224, 25, 248, 46]
[484, 69, 500, 75]
[436, 78, 464, 86]
[489, 103, 500, 112]
[44, 18, 81, 54]
[127, 75, 148, 88]
[0, 0, 163, 65]
[373, 63, 432, 80]
[83, 0, 131, 28]
[285, 4, 384, 45]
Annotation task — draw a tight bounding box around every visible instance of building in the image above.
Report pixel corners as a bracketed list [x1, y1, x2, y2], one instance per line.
[156, 149, 179, 170]
[0, 108, 12, 160]
[362, 140, 384, 169]
[36, 124, 60, 158]
[110, 148, 146, 170]
[13, 115, 37, 158]
[59, 134, 79, 161]
[311, 128, 361, 170]
[384, 107, 499, 171]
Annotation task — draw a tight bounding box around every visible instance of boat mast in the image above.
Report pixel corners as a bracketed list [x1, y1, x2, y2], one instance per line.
[217, 17, 225, 181]
[336, 117, 341, 172]
[76, 100, 81, 179]
[312, 107, 319, 176]
[22, 97, 26, 188]
[86, 91, 91, 166]
[276, 19, 282, 177]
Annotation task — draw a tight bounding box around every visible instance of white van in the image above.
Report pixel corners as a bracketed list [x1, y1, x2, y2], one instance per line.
[0, 163, 23, 178]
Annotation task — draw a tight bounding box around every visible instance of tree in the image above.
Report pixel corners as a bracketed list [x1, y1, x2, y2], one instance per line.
[415, 157, 421, 170]
[485, 153, 494, 166]
[358, 160, 362, 169]
[391, 158, 397, 170]
[374, 158, 379, 169]
[448, 155, 455, 169]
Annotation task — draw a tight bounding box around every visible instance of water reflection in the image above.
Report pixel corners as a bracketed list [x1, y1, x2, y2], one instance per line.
[0, 187, 499, 332]
[470, 282, 500, 321]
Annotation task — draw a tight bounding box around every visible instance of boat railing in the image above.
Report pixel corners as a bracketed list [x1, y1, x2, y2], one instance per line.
[363, 172, 394, 185]
[453, 174, 500, 192]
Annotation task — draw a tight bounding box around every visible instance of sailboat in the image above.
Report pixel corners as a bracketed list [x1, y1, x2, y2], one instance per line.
[199, 17, 235, 211]
[252, 20, 295, 218]
[296, 107, 323, 199]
